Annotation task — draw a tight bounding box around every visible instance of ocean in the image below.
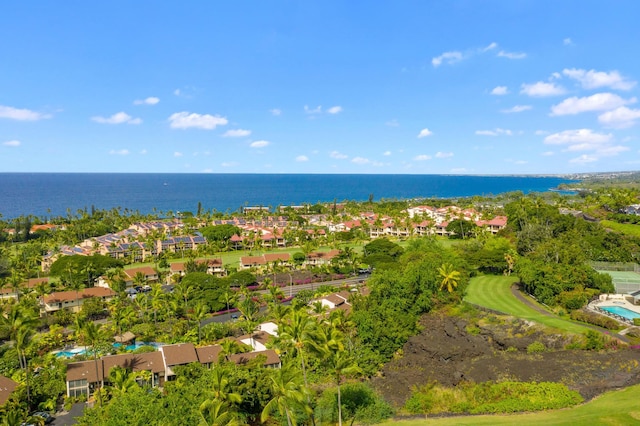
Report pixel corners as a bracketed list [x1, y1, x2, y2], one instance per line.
[0, 173, 572, 219]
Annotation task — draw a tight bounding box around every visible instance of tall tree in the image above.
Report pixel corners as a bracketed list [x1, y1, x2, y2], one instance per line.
[437, 263, 460, 293]
[261, 366, 309, 426]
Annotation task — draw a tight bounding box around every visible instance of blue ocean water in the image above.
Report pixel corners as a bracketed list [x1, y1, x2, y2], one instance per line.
[0, 173, 572, 219]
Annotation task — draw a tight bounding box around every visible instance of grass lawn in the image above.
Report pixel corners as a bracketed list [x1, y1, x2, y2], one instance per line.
[385, 383, 640, 425]
[464, 275, 593, 334]
[600, 220, 640, 238]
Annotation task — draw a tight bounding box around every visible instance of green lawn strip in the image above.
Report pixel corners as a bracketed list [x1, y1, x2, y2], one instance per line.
[385, 383, 640, 426]
[464, 275, 592, 334]
[600, 220, 640, 238]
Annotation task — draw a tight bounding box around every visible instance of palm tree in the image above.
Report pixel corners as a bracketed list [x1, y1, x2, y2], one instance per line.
[191, 302, 209, 344]
[81, 320, 104, 406]
[198, 399, 241, 426]
[261, 366, 310, 426]
[437, 263, 461, 293]
[209, 368, 242, 406]
[326, 351, 361, 426]
[0, 305, 37, 402]
[108, 366, 140, 398]
[276, 310, 316, 388]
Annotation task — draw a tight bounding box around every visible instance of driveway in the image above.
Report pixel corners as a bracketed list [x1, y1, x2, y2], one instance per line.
[52, 403, 85, 426]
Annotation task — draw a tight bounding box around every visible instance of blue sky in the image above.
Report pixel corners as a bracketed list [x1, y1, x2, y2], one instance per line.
[1, 1, 639, 174]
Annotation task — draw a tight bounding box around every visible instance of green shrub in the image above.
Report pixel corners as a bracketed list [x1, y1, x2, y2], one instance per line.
[583, 330, 605, 350]
[526, 341, 546, 353]
[570, 310, 621, 330]
[315, 382, 393, 424]
[404, 381, 583, 415]
[633, 318, 640, 326]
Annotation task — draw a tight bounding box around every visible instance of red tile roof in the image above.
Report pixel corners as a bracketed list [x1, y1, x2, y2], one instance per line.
[43, 287, 116, 304]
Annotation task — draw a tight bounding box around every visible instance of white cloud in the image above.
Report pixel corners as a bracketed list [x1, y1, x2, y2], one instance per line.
[140, 149, 148, 155]
[543, 128, 627, 162]
[270, 108, 282, 116]
[435, 152, 453, 158]
[535, 130, 549, 136]
[490, 86, 509, 95]
[383, 150, 391, 156]
[133, 96, 160, 105]
[385, 119, 399, 127]
[544, 129, 613, 146]
[92, 112, 141, 125]
[483, 42, 498, 52]
[174, 89, 181, 96]
[541, 151, 554, 156]
[475, 128, 512, 136]
[598, 106, 640, 128]
[562, 68, 636, 91]
[3, 140, 20, 147]
[570, 154, 598, 164]
[550, 93, 636, 116]
[563, 38, 573, 46]
[304, 105, 322, 114]
[168, 112, 228, 129]
[109, 149, 129, 155]
[432, 51, 463, 67]
[250, 140, 270, 148]
[221, 161, 238, 167]
[414, 154, 432, 161]
[174, 152, 183, 157]
[0, 105, 51, 121]
[223, 129, 251, 137]
[417, 128, 433, 138]
[327, 106, 343, 114]
[330, 151, 348, 159]
[497, 50, 526, 59]
[501, 105, 532, 113]
[295, 155, 309, 162]
[521, 81, 566, 97]
[351, 157, 370, 164]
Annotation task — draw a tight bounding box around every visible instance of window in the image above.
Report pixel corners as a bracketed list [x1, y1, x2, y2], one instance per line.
[68, 379, 88, 397]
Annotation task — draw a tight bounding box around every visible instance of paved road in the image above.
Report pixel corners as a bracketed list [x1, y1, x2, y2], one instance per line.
[201, 275, 368, 326]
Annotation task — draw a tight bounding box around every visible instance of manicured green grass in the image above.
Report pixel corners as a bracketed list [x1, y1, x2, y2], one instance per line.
[464, 275, 592, 334]
[600, 220, 640, 238]
[384, 383, 640, 425]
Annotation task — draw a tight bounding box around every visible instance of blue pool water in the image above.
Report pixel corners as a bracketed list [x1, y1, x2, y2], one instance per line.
[601, 306, 640, 320]
[113, 342, 162, 351]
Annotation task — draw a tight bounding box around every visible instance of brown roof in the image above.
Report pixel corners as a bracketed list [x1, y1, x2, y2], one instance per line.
[228, 350, 281, 367]
[323, 294, 347, 306]
[170, 262, 186, 272]
[21, 277, 49, 289]
[102, 352, 165, 377]
[195, 345, 223, 364]
[161, 343, 198, 366]
[114, 331, 136, 343]
[208, 258, 223, 266]
[237, 331, 273, 346]
[264, 253, 290, 262]
[44, 287, 116, 304]
[240, 256, 266, 266]
[124, 266, 157, 279]
[66, 360, 104, 383]
[0, 375, 17, 405]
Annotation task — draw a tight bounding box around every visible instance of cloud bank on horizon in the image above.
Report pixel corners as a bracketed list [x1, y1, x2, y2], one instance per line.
[1, 1, 639, 174]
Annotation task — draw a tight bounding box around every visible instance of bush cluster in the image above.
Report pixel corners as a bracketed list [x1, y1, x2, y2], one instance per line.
[405, 381, 583, 415]
[570, 310, 621, 330]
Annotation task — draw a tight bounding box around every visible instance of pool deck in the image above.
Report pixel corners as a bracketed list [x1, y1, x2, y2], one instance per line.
[589, 295, 640, 325]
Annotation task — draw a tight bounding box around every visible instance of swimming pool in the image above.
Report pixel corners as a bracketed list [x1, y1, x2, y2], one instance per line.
[55, 348, 87, 358]
[113, 342, 163, 351]
[600, 306, 640, 320]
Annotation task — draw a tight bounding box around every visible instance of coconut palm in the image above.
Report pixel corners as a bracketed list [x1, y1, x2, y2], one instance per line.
[108, 366, 140, 398]
[191, 302, 209, 344]
[437, 263, 461, 293]
[261, 366, 310, 426]
[198, 399, 241, 426]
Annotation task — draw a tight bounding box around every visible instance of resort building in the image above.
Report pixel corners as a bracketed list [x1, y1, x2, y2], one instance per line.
[42, 287, 116, 314]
